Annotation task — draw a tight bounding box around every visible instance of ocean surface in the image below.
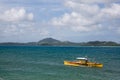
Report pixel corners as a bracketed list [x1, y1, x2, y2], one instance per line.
[0, 46, 120, 80]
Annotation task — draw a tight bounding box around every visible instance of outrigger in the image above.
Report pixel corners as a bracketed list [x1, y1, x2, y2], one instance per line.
[64, 57, 103, 68]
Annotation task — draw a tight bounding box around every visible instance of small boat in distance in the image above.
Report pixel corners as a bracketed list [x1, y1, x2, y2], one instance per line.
[64, 57, 103, 68]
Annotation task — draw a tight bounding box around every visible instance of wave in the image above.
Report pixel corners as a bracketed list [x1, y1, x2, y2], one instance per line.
[0, 77, 4, 80]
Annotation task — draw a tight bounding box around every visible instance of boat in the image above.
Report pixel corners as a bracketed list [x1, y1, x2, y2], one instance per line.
[64, 57, 103, 68]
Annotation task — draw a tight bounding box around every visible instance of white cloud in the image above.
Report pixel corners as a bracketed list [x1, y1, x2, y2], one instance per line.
[0, 22, 50, 40]
[0, 8, 34, 22]
[100, 4, 120, 19]
[67, 0, 119, 4]
[51, 12, 100, 32]
[65, 1, 100, 15]
[27, 13, 34, 20]
[51, 1, 120, 32]
[0, 24, 19, 37]
[52, 12, 94, 26]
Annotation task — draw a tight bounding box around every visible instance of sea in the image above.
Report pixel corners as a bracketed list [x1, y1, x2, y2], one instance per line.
[0, 46, 120, 80]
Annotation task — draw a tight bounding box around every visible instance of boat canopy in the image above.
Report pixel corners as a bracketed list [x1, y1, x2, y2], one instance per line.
[76, 57, 88, 60]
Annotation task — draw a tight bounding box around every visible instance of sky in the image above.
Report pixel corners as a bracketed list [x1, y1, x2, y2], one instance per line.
[0, 0, 120, 42]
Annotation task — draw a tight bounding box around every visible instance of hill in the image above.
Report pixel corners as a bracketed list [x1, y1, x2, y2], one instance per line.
[85, 41, 119, 46]
[38, 38, 61, 45]
[0, 38, 120, 46]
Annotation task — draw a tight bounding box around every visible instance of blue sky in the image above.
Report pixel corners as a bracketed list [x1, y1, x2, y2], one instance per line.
[0, 0, 120, 42]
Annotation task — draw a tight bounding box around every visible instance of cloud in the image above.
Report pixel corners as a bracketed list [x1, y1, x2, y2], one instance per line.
[0, 8, 34, 22]
[100, 4, 120, 19]
[51, 12, 99, 32]
[65, 1, 100, 15]
[67, 0, 120, 4]
[51, 0, 120, 32]
[0, 22, 50, 42]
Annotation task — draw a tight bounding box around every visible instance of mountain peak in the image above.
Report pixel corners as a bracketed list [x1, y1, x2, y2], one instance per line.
[38, 38, 61, 45]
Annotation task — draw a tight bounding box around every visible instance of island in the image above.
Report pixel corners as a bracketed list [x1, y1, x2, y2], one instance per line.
[0, 38, 120, 46]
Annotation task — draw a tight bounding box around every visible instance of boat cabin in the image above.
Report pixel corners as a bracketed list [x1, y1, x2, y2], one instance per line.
[76, 57, 88, 64]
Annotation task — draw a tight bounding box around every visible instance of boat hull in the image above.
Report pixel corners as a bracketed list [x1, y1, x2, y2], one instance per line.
[64, 61, 103, 68]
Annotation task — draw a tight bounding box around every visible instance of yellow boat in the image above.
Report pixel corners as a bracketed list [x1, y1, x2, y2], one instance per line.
[64, 57, 103, 68]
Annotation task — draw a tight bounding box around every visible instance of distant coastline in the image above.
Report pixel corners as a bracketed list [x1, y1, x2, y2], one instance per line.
[0, 38, 120, 46]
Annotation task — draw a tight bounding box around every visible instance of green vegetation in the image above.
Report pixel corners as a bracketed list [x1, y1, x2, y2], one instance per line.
[0, 38, 120, 46]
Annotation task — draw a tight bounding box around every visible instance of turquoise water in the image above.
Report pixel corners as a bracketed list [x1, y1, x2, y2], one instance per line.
[0, 46, 120, 80]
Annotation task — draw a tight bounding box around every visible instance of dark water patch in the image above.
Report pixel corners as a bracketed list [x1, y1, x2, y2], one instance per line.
[104, 69, 120, 74]
[110, 57, 120, 60]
